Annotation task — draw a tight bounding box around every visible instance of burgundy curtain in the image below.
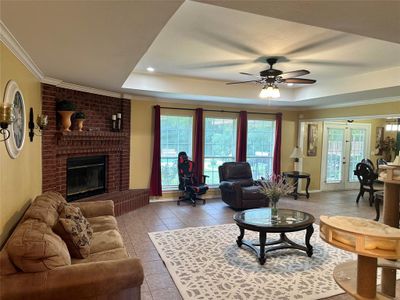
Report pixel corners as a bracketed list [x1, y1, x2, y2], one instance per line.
[236, 111, 248, 162]
[150, 105, 162, 196]
[193, 108, 204, 180]
[273, 113, 282, 177]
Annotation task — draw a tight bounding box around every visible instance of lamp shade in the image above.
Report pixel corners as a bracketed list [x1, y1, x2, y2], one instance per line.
[290, 146, 304, 159]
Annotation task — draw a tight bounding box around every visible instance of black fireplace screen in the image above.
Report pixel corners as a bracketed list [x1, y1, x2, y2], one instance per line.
[66, 156, 106, 201]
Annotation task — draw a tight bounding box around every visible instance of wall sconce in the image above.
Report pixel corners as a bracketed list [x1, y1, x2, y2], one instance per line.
[29, 107, 48, 142]
[0, 103, 14, 142]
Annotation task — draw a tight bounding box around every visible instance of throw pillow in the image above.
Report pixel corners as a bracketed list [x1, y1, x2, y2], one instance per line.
[54, 203, 93, 258]
[7, 219, 71, 272]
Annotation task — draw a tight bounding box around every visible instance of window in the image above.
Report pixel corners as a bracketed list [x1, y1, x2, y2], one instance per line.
[204, 117, 237, 185]
[160, 115, 193, 189]
[247, 120, 275, 179]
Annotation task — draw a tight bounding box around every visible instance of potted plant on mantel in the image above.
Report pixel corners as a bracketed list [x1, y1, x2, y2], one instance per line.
[56, 100, 76, 132]
[75, 111, 86, 132]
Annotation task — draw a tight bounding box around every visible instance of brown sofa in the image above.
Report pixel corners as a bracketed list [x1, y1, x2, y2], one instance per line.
[219, 162, 270, 210]
[0, 192, 144, 300]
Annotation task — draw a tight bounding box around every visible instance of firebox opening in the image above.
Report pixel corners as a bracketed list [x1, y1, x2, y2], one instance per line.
[67, 155, 106, 202]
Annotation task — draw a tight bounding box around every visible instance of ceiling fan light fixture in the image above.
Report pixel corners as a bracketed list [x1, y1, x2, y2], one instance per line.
[272, 85, 280, 98]
[259, 84, 275, 98]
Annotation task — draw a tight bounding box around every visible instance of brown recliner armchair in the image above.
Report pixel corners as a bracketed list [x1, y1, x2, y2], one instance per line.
[218, 162, 270, 210]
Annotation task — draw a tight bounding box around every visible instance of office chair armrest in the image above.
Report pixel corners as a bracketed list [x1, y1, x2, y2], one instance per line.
[201, 175, 209, 184]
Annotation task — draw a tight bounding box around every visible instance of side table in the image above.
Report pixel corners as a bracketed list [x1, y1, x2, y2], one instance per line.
[282, 171, 310, 200]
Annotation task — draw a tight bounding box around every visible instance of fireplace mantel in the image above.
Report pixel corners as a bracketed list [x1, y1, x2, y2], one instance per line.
[41, 83, 148, 215]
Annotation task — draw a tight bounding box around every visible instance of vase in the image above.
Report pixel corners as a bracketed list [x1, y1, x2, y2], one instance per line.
[271, 199, 279, 218]
[76, 119, 85, 132]
[58, 111, 74, 132]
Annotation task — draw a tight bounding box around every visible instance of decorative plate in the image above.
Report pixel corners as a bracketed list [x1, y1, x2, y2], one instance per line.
[4, 80, 26, 159]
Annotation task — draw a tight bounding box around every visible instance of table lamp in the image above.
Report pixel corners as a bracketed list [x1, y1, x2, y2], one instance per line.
[290, 146, 304, 172]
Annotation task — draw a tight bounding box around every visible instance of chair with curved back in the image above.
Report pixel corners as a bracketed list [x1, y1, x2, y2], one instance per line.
[177, 151, 209, 206]
[361, 158, 375, 170]
[354, 162, 383, 206]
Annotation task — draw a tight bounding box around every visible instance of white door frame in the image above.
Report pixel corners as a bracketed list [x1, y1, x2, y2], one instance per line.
[320, 122, 371, 191]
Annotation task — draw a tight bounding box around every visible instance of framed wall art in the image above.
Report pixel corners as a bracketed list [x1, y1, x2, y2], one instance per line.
[375, 127, 384, 155]
[4, 80, 26, 159]
[307, 123, 318, 156]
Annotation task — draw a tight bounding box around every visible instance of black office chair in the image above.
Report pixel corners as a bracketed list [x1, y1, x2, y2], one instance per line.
[354, 162, 383, 207]
[177, 152, 209, 206]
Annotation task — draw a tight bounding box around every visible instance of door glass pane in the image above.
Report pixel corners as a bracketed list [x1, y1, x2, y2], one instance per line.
[348, 128, 367, 182]
[326, 128, 344, 183]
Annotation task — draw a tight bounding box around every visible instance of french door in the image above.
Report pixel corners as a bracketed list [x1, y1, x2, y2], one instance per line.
[321, 122, 371, 191]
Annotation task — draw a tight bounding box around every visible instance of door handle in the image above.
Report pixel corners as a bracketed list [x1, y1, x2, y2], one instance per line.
[342, 162, 346, 164]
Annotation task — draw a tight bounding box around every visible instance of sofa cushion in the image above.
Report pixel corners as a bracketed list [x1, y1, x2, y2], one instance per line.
[71, 247, 128, 264]
[23, 191, 67, 227]
[87, 215, 118, 232]
[7, 219, 71, 272]
[90, 230, 124, 254]
[54, 204, 93, 259]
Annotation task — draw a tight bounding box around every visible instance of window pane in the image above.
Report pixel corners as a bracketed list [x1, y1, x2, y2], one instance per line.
[204, 117, 237, 184]
[247, 120, 275, 179]
[160, 115, 193, 189]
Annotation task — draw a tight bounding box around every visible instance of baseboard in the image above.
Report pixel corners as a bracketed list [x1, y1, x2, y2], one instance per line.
[299, 189, 321, 194]
[150, 192, 220, 203]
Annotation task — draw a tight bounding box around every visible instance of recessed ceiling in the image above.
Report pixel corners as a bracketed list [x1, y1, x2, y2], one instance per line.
[1, 0, 399, 108]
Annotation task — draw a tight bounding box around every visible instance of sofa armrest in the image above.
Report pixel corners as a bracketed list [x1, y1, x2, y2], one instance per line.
[71, 200, 114, 218]
[0, 258, 143, 300]
[219, 181, 241, 192]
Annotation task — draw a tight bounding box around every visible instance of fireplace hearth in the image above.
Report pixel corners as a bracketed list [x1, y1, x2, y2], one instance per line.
[67, 156, 106, 201]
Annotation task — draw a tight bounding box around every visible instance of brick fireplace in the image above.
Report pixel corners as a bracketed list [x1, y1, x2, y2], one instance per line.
[41, 84, 148, 215]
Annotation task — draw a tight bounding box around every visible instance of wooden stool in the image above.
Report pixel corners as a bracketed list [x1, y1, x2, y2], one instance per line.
[320, 215, 400, 299]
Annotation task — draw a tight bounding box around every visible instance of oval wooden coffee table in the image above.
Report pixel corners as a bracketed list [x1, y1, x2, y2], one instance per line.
[233, 208, 315, 265]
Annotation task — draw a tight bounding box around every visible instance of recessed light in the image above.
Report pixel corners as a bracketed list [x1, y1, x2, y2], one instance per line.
[287, 83, 294, 86]
[146, 66, 155, 72]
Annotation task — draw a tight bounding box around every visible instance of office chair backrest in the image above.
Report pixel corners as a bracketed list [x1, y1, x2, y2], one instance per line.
[178, 151, 194, 190]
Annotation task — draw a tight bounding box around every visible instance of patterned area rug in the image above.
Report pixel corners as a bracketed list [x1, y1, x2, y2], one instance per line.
[149, 223, 356, 300]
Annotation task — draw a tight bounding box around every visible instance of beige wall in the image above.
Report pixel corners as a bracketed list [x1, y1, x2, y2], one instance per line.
[0, 43, 42, 246]
[130, 98, 298, 199]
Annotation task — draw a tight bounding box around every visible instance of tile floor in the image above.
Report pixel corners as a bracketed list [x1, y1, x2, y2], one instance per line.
[116, 190, 382, 300]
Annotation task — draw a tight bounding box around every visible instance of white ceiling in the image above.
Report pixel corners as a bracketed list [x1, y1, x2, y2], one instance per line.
[1, 0, 400, 108]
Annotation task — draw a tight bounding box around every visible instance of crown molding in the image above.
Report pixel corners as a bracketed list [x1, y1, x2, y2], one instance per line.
[0, 20, 44, 80]
[42, 77, 132, 99]
[308, 97, 400, 110]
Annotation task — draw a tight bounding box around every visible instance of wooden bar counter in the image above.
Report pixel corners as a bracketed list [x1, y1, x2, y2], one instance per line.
[380, 165, 400, 297]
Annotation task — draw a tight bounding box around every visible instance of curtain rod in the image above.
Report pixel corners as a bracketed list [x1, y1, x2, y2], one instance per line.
[159, 106, 280, 116]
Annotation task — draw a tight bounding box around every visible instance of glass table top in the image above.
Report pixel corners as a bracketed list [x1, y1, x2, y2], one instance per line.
[234, 208, 314, 228]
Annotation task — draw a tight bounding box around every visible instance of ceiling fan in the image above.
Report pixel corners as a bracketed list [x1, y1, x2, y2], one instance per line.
[226, 58, 316, 99]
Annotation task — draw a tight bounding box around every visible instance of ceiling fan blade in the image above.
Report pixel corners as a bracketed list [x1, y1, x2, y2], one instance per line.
[239, 72, 257, 76]
[279, 70, 310, 79]
[283, 78, 316, 84]
[226, 80, 260, 85]
[186, 60, 252, 69]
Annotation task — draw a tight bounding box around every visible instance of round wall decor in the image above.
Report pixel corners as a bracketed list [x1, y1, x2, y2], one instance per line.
[4, 80, 26, 159]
